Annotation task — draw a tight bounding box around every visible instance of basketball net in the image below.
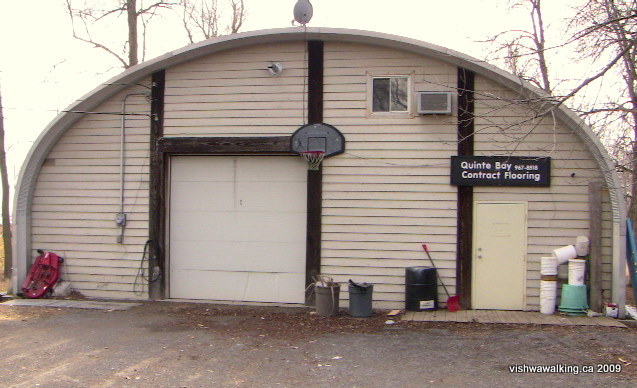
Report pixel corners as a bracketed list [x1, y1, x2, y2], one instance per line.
[300, 151, 325, 170]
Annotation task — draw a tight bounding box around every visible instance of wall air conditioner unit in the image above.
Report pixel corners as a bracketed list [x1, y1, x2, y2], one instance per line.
[417, 92, 452, 114]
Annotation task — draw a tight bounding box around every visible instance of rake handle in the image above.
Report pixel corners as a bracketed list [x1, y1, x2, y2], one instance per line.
[421, 243, 450, 298]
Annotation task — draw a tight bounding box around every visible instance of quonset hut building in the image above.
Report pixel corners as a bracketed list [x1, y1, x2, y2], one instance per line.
[13, 28, 627, 312]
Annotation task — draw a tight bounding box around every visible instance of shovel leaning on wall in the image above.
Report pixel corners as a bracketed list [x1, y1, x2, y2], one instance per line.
[422, 244, 460, 312]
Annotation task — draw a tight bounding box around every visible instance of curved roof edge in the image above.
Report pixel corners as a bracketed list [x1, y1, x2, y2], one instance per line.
[12, 27, 626, 292]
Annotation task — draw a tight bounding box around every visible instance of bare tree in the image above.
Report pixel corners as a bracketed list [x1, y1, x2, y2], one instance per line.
[180, 0, 246, 44]
[484, 1, 637, 219]
[0, 88, 12, 280]
[569, 0, 637, 220]
[66, 1, 246, 68]
[65, 0, 175, 68]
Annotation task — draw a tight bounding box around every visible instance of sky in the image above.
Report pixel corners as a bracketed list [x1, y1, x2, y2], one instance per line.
[0, 0, 579, 200]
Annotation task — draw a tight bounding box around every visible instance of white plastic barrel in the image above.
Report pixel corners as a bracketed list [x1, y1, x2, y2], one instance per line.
[540, 256, 558, 276]
[575, 236, 590, 257]
[568, 259, 586, 285]
[540, 280, 557, 314]
[552, 245, 577, 265]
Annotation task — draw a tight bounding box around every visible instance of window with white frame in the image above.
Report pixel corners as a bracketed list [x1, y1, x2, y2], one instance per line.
[372, 76, 409, 113]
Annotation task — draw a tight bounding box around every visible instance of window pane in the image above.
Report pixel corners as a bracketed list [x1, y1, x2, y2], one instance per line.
[390, 77, 408, 111]
[372, 78, 390, 112]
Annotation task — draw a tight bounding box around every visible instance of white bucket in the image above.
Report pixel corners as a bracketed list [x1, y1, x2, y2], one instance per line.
[605, 303, 619, 318]
[540, 280, 557, 314]
[575, 236, 590, 257]
[552, 245, 577, 265]
[540, 256, 558, 275]
[568, 259, 586, 285]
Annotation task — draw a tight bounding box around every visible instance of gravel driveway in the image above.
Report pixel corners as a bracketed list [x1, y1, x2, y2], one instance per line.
[1, 301, 635, 387]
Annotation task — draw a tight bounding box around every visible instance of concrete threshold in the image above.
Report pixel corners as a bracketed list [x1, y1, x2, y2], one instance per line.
[401, 309, 627, 328]
[1, 299, 141, 311]
[163, 298, 307, 308]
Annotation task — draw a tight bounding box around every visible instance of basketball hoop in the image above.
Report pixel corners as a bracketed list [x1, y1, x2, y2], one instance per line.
[299, 151, 325, 170]
[291, 123, 345, 170]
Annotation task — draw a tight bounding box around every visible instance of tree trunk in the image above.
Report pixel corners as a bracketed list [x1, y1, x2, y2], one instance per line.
[531, 0, 551, 93]
[127, 0, 138, 67]
[0, 89, 12, 279]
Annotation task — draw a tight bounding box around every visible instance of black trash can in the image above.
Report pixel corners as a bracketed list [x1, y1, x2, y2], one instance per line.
[405, 267, 438, 311]
[348, 282, 373, 317]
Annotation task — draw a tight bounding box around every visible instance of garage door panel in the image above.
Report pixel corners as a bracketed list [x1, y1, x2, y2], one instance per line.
[169, 240, 306, 272]
[170, 182, 235, 211]
[236, 182, 306, 212]
[169, 211, 225, 241]
[172, 156, 235, 182]
[170, 270, 305, 303]
[233, 212, 307, 242]
[236, 157, 307, 182]
[242, 272, 306, 303]
[170, 211, 307, 242]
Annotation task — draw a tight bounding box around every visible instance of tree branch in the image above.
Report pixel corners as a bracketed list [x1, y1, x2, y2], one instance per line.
[551, 41, 634, 110]
[65, 0, 129, 67]
[137, 1, 176, 16]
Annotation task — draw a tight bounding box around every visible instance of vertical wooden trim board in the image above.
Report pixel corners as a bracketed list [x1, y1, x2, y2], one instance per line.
[457, 68, 475, 309]
[307, 40, 324, 125]
[589, 181, 603, 312]
[305, 40, 324, 304]
[149, 70, 166, 299]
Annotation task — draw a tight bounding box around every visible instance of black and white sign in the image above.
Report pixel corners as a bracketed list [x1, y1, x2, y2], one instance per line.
[450, 156, 551, 187]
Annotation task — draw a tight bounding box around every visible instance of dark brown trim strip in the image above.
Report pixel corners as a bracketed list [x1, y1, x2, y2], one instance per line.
[149, 70, 166, 299]
[588, 180, 603, 312]
[158, 136, 293, 154]
[307, 40, 324, 124]
[305, 40, 324, 304]
[305, 166, 322, 304]
[456, 67, 475, 309]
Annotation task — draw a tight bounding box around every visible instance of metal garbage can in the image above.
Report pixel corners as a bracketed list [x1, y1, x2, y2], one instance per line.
[315, 284, 341, 316]
[405, 267, 438, 311]
[348, 281, 373, 317]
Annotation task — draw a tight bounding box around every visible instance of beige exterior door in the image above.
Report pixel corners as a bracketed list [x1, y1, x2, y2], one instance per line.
[472, 201, 527, 310]
[168, 156, 307, 303]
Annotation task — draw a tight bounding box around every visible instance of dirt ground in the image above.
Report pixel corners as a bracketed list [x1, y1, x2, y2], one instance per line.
[0, 301, 636, 388]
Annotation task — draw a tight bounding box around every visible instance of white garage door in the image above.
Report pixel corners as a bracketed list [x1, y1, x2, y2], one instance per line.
[169, 156, 307, 303]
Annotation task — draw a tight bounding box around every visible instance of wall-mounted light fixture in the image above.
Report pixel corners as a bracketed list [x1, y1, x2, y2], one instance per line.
[267, 62, 284, 76]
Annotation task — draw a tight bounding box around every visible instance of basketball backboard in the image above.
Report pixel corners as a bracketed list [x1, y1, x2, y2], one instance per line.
[290, 123, 345, 157]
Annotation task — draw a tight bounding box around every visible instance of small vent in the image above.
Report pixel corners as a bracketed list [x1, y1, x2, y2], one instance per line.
[417, 92, 452, 114]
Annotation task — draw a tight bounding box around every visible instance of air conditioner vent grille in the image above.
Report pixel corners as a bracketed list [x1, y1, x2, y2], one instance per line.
[417, 92, 452, 114]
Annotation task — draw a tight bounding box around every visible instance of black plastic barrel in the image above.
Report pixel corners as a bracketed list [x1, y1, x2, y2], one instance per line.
[405, 267, 438, 311]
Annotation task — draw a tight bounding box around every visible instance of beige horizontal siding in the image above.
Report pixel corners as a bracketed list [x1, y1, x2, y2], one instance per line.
[163, 42, 307, 137]
[321, 41, 459, 308]
[31, 84, 152, 299]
